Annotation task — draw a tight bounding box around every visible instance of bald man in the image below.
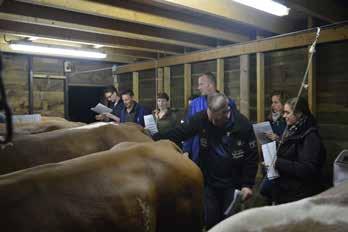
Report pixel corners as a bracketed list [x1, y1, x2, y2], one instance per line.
[154, 93, 257, 229]
[183, 72, 236, 163]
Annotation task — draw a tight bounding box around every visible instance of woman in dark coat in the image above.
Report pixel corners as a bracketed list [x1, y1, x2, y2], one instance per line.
[272, 97, 326, 204]
[153, 92, 178, 134]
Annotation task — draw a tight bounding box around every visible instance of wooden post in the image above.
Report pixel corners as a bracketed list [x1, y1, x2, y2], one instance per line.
[307, 17, 317, 116]
[163, 66, 171, 98]
[216, 58, 224, 93]
[156, 67, 164, 93]
[28, 55, 33, 114]
[132, 71, 139, 102]
[184, 63, 191, 108]
[240, 54, 250, 118]
[256, 36, 265, 122]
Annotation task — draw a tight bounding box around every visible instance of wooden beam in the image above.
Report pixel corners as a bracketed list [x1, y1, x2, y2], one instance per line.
[17, 0, 249, 43]
[132, 72, 139, 102]
[256, 51, 265, 123]
[0, 41, 135, 63]
[163, 67, 171, 100]
[240, 54, 250, 119]
[150, 0, 294, 34]
[116, 23, 348, 74]
[184, 63, 191, 108]
[0, 14, 184, 54]
[287, 0, 348, 23]
[216, 58, 224, 93]
[2, 0, 218, 49]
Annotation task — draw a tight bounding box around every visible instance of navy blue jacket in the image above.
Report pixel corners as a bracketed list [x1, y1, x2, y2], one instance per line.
[119, 102, 148, 127]
[183, 95, 236, 164]
[154, 108, 258, 189]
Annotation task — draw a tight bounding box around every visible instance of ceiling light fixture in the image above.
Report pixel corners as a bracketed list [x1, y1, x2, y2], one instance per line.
[232, 0, 290, 16]
[9, 42, 107, 59]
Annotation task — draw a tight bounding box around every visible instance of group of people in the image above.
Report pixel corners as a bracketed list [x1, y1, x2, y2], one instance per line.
[96, 72, 326, 230]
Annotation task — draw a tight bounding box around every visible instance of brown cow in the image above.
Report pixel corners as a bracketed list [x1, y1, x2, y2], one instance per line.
[0, 122, 152, 175]
[0, 116, 85, 136]
[0, 140, 204, 232]
[209, 181, 348, 232]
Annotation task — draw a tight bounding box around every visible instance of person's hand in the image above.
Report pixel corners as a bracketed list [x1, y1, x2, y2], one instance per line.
[241, 187, 253, 201]
[95, 114, 106, 121]
[265, 132, 279, 141]
[103, 113, 120, 122]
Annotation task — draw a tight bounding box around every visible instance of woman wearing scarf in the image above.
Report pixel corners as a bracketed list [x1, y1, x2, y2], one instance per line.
[271, 97, 326, 204]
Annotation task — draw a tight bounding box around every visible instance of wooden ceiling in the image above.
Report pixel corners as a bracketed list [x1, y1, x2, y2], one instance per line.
[0, 0, 347, 63]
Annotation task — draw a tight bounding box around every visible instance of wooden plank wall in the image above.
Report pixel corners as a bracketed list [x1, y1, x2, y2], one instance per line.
[224, 56, 240, 108]
[32, 57, 65, 117]
[191, 60, 217, 96]
[68, 60, 113, 86]
[2, 53, 118, 117]
[138, 69, 156, 110]
[117, 73, 133, 93]
[2, 53, 29, 114]
[264, 48, 308, 118]
[316, 41, 348, 185]
[170, 64, 185, 120]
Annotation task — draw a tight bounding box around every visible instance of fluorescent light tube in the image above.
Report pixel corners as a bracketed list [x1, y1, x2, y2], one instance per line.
[9, 43, 107, 59]
[233, 0, 290, 16]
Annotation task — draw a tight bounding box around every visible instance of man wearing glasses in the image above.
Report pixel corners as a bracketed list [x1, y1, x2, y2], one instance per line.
[95, 86, 124, 123]
[153, 93, 258, 229]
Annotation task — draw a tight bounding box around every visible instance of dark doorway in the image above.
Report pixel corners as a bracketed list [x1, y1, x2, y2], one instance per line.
[68, 86, 105, 123]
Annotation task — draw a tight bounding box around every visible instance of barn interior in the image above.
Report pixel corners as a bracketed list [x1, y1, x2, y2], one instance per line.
[0, 0, 348, 231]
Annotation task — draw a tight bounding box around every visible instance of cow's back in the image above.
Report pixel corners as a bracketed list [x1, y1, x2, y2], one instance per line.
[0, 122, 151, 175]
[0, 140, 203, 232]
[209, 181, 348, 232]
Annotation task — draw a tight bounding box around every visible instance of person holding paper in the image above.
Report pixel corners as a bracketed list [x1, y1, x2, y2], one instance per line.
[153, 93, 258, 229]
[153, 92, 178, 134]
[95, 86, 124, 123]
[119, 89, 149, 127]
[269, 97, 326, 204]
[264, 90, 288, 142]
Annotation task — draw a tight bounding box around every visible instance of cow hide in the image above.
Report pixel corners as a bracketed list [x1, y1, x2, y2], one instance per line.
[0, 140, 203, 232]
[209, 181, 348, 232]
[0, 122, 152, 175]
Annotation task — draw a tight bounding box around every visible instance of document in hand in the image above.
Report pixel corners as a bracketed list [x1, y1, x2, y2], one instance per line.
[261, 141, 279, 179]
[252, 121, 274, 145]
[12, 114, 42, 123]
[144, 115, 159, 135]
[224, 189, 243, 216]
[90, 103, 113, 114]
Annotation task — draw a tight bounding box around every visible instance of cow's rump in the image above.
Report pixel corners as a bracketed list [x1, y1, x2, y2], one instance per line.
[0, 140, 203, 232]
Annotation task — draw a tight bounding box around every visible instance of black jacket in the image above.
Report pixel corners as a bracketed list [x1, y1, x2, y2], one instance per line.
[154, 109, 258, 189]
[274, 115, 326, 203]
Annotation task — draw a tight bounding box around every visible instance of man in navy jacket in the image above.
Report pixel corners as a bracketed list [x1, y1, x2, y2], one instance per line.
[154, 93, 257, 229]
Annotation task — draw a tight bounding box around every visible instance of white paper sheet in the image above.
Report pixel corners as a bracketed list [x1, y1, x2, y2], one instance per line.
[144, 115, 159, 135]
[90, 103, 112, 114]
[12, 114, 42, 123]
[261, 141, 280, 179]
[252, 121, 274, 145]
